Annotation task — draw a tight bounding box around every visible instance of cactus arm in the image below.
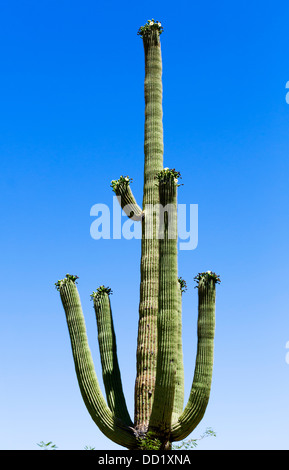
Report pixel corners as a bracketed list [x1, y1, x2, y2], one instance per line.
[56, 276, 137, 449]
[134, 22, 164, 433]
[171, 279, 186, 423]
[111, 176, 143, 221]
[148, 170, 179, 438]
[170, 274, 219, 442]
[91, 287, 133, 427]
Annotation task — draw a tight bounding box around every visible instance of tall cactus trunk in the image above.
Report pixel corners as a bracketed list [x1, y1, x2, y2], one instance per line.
[134, 24, 164, 434]
[55, 19, 221, 450]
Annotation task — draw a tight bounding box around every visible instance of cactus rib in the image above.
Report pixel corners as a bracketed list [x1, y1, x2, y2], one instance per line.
[111, 176, 143, 221]
[171, 276, 217, 441]
[91, 288, 132, 426]
[58, 277, 136, 448]
[172, 279, 185, 423]
[149, 173, 179, 437]
[134, 23, 164, 433]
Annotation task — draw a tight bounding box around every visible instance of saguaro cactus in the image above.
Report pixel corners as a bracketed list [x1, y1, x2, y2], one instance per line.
[55, 19, 220, 450]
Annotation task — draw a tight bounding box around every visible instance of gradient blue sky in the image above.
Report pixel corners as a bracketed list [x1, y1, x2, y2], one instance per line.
[1, 0, 289, 450]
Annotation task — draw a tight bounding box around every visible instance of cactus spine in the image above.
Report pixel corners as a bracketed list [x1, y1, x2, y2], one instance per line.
[55, 20, 220, 450]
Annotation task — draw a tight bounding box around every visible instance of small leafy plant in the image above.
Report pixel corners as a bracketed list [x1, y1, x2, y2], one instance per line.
[36, 429, 216, 450]
[37, 441, 95, 450]
[37, 441, 58, 450]
[137, 432, 162, 450]
[172, 428, 216, 450]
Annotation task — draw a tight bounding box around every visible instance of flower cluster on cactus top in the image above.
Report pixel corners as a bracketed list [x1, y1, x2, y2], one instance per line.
[55, 274, 79, 291]
[156, 167, 182, 187]
[137, 19, 163, 37]
[90, 285, 113, 301]
[194, 271, 221, 287]
[178, 277, 188, 293]
[110, 175, 133, 193]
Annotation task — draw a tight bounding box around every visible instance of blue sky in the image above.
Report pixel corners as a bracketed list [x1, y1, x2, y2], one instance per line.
[0, 0, 289, 450]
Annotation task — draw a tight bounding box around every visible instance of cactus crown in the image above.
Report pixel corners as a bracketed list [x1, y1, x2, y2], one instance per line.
[178, 277, 187, 293]
[55, 274, 79, 291]
[137, 19, 163, 38]
[110, 175, 133, 193]
[156, 168, 182, 187]
[90, 285, 113, 301]
[194, 271, 221, 288]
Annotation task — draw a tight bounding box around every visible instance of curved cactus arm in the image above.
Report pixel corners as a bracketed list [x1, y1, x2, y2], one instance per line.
[170, 272, 220, 442]
[55, 275, 137, 449]
[171, 278, 186, 423]
[111, 176, 143, 221]
[149, 170, 180, 438]
[91, 286, 133, 427]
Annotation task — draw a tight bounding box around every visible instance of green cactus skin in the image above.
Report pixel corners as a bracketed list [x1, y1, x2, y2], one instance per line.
[56, 277, 136, 448]
[171, 279, 185, 424]
[91, 287, 132, 426]
[171, 276, 217, 442]
[55, 20, 220, 450]
[111, 177, 143, 221]
[149, 172, 179, 439]
[133, 23, 164, 433]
